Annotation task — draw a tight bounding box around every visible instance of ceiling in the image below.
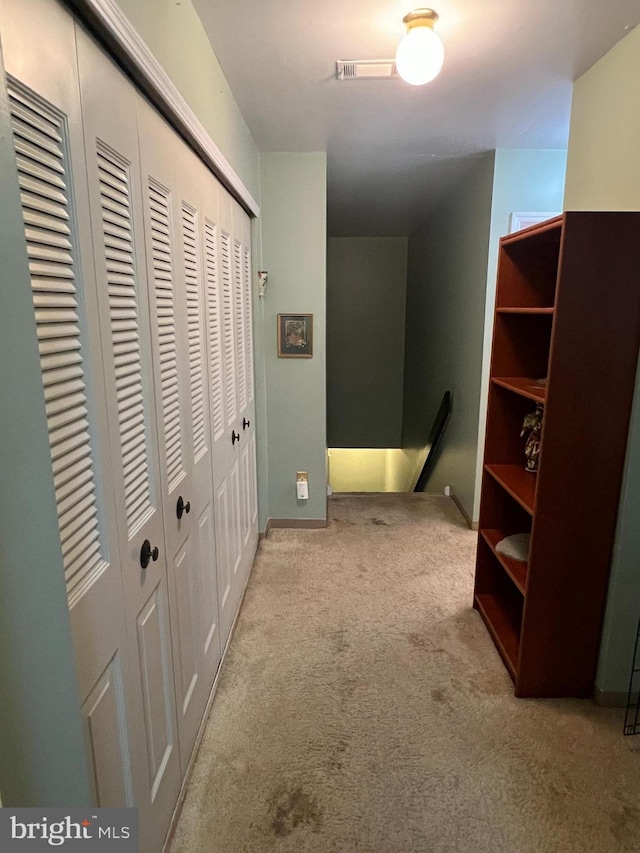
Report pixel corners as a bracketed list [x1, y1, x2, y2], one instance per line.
[192, 1, 640, 236]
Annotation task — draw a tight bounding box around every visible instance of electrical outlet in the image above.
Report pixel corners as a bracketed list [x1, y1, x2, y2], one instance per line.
[296, 471, 309, 500]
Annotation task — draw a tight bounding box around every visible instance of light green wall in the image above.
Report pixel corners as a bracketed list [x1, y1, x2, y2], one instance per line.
[114, 0, 260, 201]
[474, 149, 566, 518]
[564, 24, 640, 695]
[327, 237, 407, 448]
[259, 153, 327, 522]
[0, 56, 91, 806]
[402, 154, 495, 517]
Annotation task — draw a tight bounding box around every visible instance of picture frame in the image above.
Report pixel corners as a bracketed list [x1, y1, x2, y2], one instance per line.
[277, 313, 313, 358]
[509, 212, 559, 233]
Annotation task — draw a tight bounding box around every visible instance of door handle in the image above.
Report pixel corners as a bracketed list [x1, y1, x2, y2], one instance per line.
[232, 430, 240, 445]
[176, 495, 191, 520]
[140, 539, 159, 569]
[243, 417, 250, 430]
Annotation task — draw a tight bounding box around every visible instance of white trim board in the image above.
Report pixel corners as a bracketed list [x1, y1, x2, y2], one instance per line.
[67, 0, 260, 218]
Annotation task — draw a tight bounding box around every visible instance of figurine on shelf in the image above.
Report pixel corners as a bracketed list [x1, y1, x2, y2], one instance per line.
[520, 405, 544, 472]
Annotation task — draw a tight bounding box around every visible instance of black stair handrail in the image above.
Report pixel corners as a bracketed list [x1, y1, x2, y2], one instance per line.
[413, 391, 452, 493]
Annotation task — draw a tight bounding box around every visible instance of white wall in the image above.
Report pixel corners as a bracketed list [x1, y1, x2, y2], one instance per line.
[564, 23, 640, 697]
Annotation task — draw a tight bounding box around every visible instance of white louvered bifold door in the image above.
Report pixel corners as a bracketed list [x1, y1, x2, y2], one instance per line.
[172, 138, 223, 764]
[1, 1, 260, 846]
[0, 0, 139, 820]
[137, 96, 222, 774]
[75, 29, 181, 853]
[203, 176, 244, 645]
[232, 201, 259, 588]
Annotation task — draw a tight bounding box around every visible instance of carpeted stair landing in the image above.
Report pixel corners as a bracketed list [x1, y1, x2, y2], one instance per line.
[170, 494, 640, 853]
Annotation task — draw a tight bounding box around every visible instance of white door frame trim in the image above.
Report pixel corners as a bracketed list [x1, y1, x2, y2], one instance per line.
[68, 0, 260, 218]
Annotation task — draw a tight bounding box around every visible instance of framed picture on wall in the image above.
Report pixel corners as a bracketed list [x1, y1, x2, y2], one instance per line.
[277, 313, 313, 358]
[509, 212, 559, 233]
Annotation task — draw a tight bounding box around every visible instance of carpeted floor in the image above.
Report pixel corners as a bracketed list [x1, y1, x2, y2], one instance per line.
[170, 494, 640, 853]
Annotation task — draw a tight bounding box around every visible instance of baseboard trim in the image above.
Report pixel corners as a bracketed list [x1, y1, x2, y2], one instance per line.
[594, 688, 631, 708]
[259, 518, 271, 540]
[451, 493, 479, 531]
[162, 542, 258, 852]
[267, 517, 327, 531]
[68, 0, 259, 217]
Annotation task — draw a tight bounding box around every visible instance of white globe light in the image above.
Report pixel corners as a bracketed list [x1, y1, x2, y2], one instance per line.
[396, 24, 444, 86]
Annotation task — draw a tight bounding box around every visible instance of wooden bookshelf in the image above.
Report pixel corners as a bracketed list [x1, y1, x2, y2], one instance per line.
[485, 464, 536, 515]
[491, 377, 547, 404]
[474, 593, 520, 678]
[480, 529, 527, 595]
[474, 212, 640, 698]
[496, 307, 555, 316]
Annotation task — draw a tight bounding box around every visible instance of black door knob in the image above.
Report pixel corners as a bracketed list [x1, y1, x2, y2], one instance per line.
[243, 417, 250, 430]
[232, 430, 240, 445]
[140, 539, 151, 569]
[140, 540, 160, 569]
[177, 495, 191, 520]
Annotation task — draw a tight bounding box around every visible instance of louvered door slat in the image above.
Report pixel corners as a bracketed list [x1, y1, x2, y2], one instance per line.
[181, 202, 206, 461]
[57, 479, 95, 519]
[243, 246, 254, 403]
[220, 232, 237, 426]
[16, 154, 66, 188]
[8, 80, 107, 597]
[14, 136, 65, 173]
[56, 465, 93, 507]
[26, 229, 72, 254]
[96, 143, 154, 536]
[233, 240, 247, 413]
[204, 221, 225, 440]
[148, 178, 185, 489]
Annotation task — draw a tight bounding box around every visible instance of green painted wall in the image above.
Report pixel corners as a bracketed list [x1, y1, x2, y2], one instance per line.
[564, 24, 640, 696]
[327, 237, 407, 448]
[0, 56, 91, 806]
[402, 154, 495, 517]
[473, 149, 566, 519]
[114, 0, 260, 201]
[259, 153, 327, 522]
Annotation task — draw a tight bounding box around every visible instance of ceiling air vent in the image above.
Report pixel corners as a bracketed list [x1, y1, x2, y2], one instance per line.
[336, 60, 398, 80]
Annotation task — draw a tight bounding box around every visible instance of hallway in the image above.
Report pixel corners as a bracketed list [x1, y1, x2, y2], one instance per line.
[171, 495, 640, 852]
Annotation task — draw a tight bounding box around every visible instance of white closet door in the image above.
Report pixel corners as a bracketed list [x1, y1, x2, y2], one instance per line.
[202, 176, 243, 644]
[233, 202, 259, 585]
[0, 0, 138, 816]
[75, 27, 181, 853]
[172, 136, 223, 752]
[136, 97, 221, 771]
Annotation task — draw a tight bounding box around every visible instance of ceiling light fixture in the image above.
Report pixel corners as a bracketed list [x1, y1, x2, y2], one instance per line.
[395, 8, 444, 86]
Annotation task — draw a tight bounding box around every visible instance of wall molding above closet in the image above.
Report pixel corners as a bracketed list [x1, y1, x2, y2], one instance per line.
[67, 0, 260, 218]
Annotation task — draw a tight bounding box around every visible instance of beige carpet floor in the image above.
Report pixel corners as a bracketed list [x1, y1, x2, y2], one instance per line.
[170, 494, 640, 853]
